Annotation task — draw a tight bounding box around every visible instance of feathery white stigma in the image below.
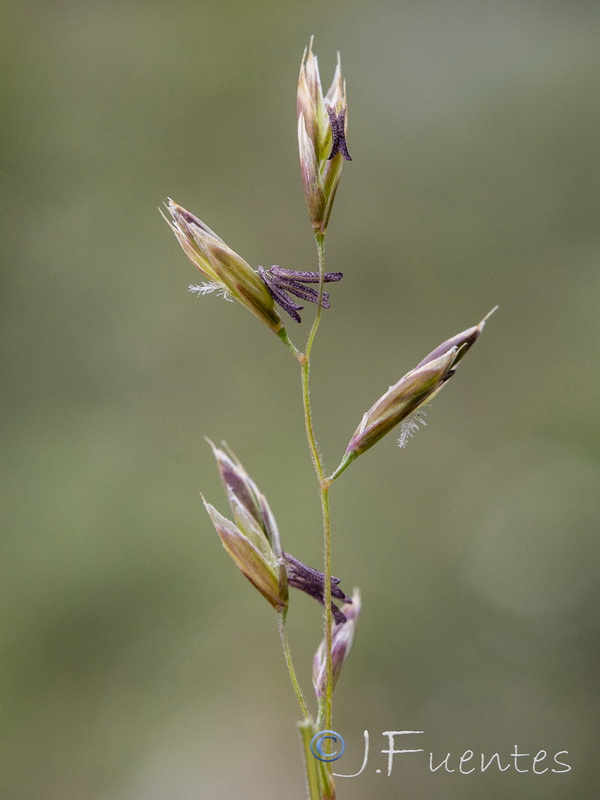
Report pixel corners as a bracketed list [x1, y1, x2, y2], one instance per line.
[397, 411, 427, 449]
[189, 283, 233, 301]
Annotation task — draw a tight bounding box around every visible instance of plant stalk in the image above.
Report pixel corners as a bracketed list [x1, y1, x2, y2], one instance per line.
[277, 609, 309, 719]
[299, 232, 334, 735]
[298, 720, 337, 800]
[298, 720, 322, 800]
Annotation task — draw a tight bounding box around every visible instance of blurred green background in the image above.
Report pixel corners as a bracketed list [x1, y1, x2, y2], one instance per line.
[2, 1, 599, 798]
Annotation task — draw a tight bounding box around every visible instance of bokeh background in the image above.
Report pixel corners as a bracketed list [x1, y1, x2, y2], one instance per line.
[2, 1, 599, 798]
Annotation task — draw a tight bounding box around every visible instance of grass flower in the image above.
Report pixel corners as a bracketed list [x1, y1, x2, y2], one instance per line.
[297, 37, 351, 234]
[203, 498, 288, 610]
[330, 310, 496, 479]
[206, 442, 351, 618]
[313, 589, 361, 698]
[162, 199, 285, 335]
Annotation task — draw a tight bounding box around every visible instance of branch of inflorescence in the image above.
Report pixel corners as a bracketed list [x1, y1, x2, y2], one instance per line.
[273, 231, 336, 795]
[296, 233, 335, 738]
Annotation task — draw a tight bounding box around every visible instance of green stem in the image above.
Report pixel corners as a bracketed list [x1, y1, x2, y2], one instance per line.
[277, 609, 309, 719]
[326, 450, 357, 483]
[305, 233, 326, 361]
[298, 720, 323, 800]
[298, 720, 337, 800]
[278, 327, 303, 360]
[299, 232, 334, 735]
[317, 485, 333, 734]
